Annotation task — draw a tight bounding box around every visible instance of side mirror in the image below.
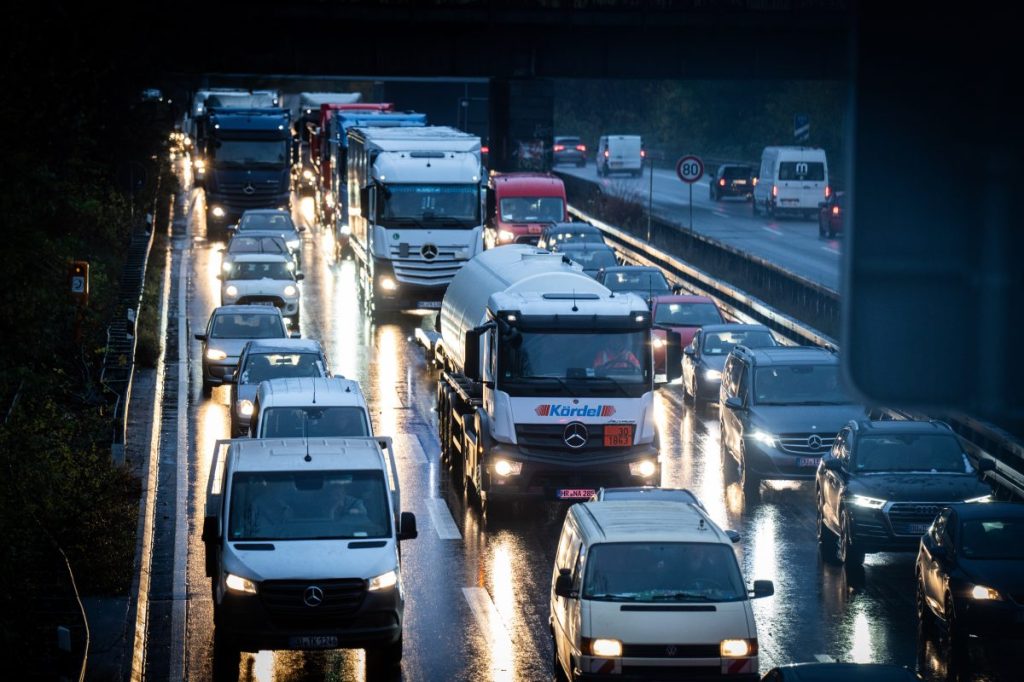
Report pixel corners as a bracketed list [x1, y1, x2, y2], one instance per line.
[201, 515, 220, 543]
[290, 331, 301, 339]
[671, 284, 683, 294]
[194, 333, 207, 342]
[977, 458, 996, 473]
[751, 580, 774, 599]
[683, 346, 695, 357]
[295, 273, 305, 281]
[824, 457, 843, 472]
[226, 224, 238, 233]
[725, 529, 742, 543]
[724, 396, 745, 411]
[463, 325, 486, 382]
[399, 511, 418, 540]
[359, 186, 371, 213]
[298, 225, 307, 232]
[554, 570, 574, 599]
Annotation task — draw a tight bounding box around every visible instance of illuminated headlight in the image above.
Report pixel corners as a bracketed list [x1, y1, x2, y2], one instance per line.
[302, 169, 313, 180]
[749, 430, 776, 447]
[498, 230, 515, 242]
[211, 206, 225, 218]
[225, 573, 257, 594]
[206, 348, 227, 361]
[283, 285, 298, 297]
[964, 494, 993, 504]
[704, 369, 722, 381]
[652, 337, 666, 349]
[224, 285, 239, 298]
[286, 239, 300, 250]
[368, 570, 398, 591]
[325, 194, 335, 208]
[194, 158, 205, 170]
[493, 459, 523, 477]
[222, 261, 233, 273]
[591, 639, 622, 657]
[629, 460, 657, 478]
[379, 276, 398, 291]
[237, 400, 254, 417]
[339, 222, 352, 235]
[851, 495, 886, 509]
[969, 585, 1002, 601]
[720, 639, 755, 657]
[285, 261, 295, 271]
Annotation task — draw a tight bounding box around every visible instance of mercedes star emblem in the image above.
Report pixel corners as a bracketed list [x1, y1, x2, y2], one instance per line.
[563, 422, 588, 449]
[303, 585, 324, 608]
[243, 183, 256, 195]
[420, 243, 439, 260]
[808, 434, 822, 450]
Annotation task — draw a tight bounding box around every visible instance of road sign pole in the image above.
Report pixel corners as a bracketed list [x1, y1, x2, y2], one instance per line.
[675, 154, 704, 235]
[689, 184, 693, 234]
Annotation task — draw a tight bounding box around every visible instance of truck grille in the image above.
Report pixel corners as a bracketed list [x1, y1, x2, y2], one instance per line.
[515, 424, 633, 454]
[886, 502, 947, 536]
[388, 243, 468, 286]
[259, 578, 366, 618]
[776, 433, 835, 455]
[621, 644, 720, 658]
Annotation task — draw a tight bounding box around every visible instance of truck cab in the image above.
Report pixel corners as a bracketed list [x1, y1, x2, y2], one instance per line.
[250, 377, 372, 439]
[484, 173, 568, 249]
[202, 436, 417, 672]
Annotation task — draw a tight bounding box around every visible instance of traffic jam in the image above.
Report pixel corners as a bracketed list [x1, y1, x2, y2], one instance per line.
[167, 88, 1021, 682]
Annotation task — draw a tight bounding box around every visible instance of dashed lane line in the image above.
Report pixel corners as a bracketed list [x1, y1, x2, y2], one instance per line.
[461, 587, 514, 651]
[428, 498, 463, 540]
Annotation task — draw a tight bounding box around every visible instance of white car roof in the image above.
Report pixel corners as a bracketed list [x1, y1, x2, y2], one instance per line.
[572, 500, 731, 545]
[227, 253, 293, 263]
[228, 437, 387, 473]
[256, 377, 367, 409]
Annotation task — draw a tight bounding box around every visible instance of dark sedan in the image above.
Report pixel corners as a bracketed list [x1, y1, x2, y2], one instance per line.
[818, 191, 845, 239]
[596, 266, 676, 307]
[538, 221, 604, 250]
[556, 243, 618, 278]
[916, 502, 1024, 647]
[710, 164, 755, 201]
[682, 324, 778, 410]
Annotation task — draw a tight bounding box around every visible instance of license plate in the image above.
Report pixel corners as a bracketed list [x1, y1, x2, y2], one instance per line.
[781, 198, 799, 204]
[557, 488, 596, 500]
[288, 635, 338, 649]
[734, 179, 748, 185]
[604, 424, 634, 447]
[797, 457, 819, 468]
[416, 301, 442, 309]
[611, 162, 622, 167]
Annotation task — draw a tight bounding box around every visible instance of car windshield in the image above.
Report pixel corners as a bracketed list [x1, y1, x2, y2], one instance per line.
[212, 140, 288, 167]
[210, 313, 284, 339]
[564, 249, 617, 269]
[778, 161, 826, 181]
[499, 197, 564, 223]
[239, 353, 325, 385]
[584, 542, 747, 602]
[239, 213, 296, 232]
[960, 519, 1024, 559]
[228, 261, 294, 281]
[853, 433, 972, 473]
[228, 470, 390, 541]
[378, 184, 480, 226]
[654, 302, 723, 326]
[227, 236, 288, 255]
[604, 270, 670, 293]
[551, 230, 603, 246]
[260, 406, 369, 438]
[701, 330, 777, 355]
[753, 364, 851, 405]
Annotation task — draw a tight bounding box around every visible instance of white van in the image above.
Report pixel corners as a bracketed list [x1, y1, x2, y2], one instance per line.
[250, 377, 372, 439]
[596, 135, 645, 177]
[752, 146, 829, 219]
[550, 500, 773, 681]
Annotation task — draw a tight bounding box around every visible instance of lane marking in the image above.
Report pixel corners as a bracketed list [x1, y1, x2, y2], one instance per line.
[428, 498, 463, 540]
[820, 245, 840, 254]
[762, 226, 783, 236]
[814, 654, 836, 663]
[462, 587, 513, 647]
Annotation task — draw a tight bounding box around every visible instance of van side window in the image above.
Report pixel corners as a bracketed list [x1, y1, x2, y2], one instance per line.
[555, 526, 575, 570]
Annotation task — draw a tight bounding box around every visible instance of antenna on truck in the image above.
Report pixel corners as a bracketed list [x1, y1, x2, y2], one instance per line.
[571, 290, 579, 313]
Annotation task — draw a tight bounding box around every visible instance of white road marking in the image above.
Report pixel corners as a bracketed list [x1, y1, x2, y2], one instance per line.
[820, 245, 840, 254]
[762, 226, 783, 235]
[814, 654, 837, 663]
[462, 587, 513, 647]
[428, 498, 463, 540]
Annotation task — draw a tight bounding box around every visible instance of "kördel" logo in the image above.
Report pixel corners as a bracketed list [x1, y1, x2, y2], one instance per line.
[535, 404, 616, 418]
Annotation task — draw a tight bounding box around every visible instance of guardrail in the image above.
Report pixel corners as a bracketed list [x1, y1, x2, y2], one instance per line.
[568, 203, 1024, 500]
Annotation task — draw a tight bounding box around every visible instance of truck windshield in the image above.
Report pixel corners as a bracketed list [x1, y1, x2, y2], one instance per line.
[239, 353, 325, 385]
[498, 330, 650, 398]
[499, 197, 564, 223]
[583, 542, 747, 603]
[378, 184, 479, 227]
[228, 470, 390, 541]
[259, 406, 370, 438]
[213, 140, 288, 167]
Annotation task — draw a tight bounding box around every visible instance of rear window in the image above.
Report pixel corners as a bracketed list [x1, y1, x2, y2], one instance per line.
[566, 249, 617, 269]
[211, 313, 285, 339]
[722, 166, 753, 180]
[778, 161, 826, 181]
[556, 137, 580, 146]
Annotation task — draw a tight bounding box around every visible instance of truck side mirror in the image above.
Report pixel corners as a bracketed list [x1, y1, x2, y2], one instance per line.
[554, 570, 575, 599]
[463, 326, 486, 382]
[665, 329, 683, 383]
[751, 580, 774, 599]
[399, 511, 418, 541]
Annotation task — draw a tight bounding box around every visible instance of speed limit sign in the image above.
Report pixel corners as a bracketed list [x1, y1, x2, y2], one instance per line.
[676, 155, 704, 184]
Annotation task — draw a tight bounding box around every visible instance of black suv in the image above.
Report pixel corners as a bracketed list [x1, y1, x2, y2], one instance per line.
[709, 164, 755, 201]
[719, 346, 866, 493]
[817, 419, 995, 567]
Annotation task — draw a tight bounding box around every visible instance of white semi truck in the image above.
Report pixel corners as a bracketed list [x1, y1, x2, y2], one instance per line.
[346, 126, 485, 316]
[430, 246, 682, 516]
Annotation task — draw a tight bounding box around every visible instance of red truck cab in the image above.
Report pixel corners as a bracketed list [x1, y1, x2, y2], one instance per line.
[651, 295, 724, 376]
[485, 173, 568, 249]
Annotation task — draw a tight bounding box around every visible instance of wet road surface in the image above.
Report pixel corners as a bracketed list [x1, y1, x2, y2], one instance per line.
[143, 172, 1016, 681]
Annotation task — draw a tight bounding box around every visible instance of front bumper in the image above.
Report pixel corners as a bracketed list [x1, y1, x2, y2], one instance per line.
[372, 258, 448, 312]
[576, 654, 758, 682]
[744, 440, 820, 481]
[847, 506, 928, 554]
[955, 598, 1024, 637]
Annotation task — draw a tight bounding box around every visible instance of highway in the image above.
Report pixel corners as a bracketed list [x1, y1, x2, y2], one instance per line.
[130, 161, 1016, 681]
[556, 162, 842, 291]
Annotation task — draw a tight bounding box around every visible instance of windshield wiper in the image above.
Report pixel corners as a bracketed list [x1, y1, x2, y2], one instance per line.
[651, 592, 715, 602]
[591, 593, 638, 601]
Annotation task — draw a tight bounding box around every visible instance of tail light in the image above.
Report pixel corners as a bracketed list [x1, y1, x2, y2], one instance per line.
[603, 149, 609, 158]
[640, 149, 646, 158]
[576, 144, 586, 152]
[481, 145, 489, 154]
[553, 144, 565, 152]
[719, 178, 726, 186]
[752, 177, 758, 186]
[772, 184, 778, 198]
[824, 185, 832, 198]
[832, 205, 840, 216]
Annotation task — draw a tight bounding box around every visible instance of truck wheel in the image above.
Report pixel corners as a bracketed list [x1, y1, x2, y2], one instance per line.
[212, 628, 241, 681]
[552, 634, 569, 682]
[366, 635, 403, 671]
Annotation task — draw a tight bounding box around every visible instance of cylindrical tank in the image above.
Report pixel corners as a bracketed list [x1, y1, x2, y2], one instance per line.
[440, 245, 608, 371]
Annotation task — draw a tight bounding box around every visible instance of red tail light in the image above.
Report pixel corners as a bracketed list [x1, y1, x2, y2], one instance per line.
[576, 144, 586, 152]
[772, 184, 778, 198]
[824, 185, 832, 198]
[832, 205, 840, 216]
[553, 144, 565, 152]
[640, 149, 646, 158]
[603, 150, 609, 158]
[481, 145, 489, 154]
[719, 178, 726, 186]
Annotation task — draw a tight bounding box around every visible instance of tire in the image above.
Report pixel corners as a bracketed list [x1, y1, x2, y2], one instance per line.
[552, 634, 569, 682]
[916, 577, 937, 636]
[817, 496, 841, 564]
[738, 443, 760, 495]
[720, 431, 739, 483]
[945, 595, 967, 653]
[818, 216, 827, 238]
[838, 508, 865, 568]
[366, 635, 403, 671]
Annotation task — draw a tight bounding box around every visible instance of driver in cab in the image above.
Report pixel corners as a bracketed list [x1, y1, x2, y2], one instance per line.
[592, 336, 640, 371]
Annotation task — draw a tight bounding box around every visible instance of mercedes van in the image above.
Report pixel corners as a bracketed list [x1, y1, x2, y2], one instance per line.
[249, 377, 372, 439]
[752, 147, 829, 219]
[596, 135, 645, 177]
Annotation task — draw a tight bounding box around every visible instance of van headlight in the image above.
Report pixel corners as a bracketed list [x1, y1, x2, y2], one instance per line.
[720, 638, 756, 657]
[703, 369, 722, 381]
[498, 230, 515, 243]
[224, 285, 239, 298]
[283, 285, 298, 297]
[368, 570, 398, 591]
[225, 573, 257, 594]
[237, 400, 254, 417]
[591, 638, 622, 657]
[222, 261, 233, 273]
[749, 430, 776, 447]
[211, 206, 225, 218]
[493, 459, 523, 477]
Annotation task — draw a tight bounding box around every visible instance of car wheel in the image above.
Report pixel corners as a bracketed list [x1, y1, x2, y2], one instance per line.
[817, 495, 841, 564]
[720, 430, 738, 482]
[916, 577, 937, 636]
[945, 594, 967, 653]
[818, 216, 826, 238]
[552, 634, 570, 682]
[838, 508, 865, 568]
[738, 443, 760, 495]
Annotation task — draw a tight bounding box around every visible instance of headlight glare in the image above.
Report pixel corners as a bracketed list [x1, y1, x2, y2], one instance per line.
[704, 369, 722, 381]
[970, 585, 1001, 600]
[211, 206, 225, 218]
[238, 400, 254, 417]
[225, 573, 257, 594]
[283, 285, 298, 297]
[493, 459, 523, 477]
[379, 276, 398, 291]
[206, 348, 227, 361]
[629, 460, 657, 478]
[369, 570, 398, 591]
[851, 495, 886, 509]
[749, 430, 776, 447]
[222, 261, 232, 273]
[225, 285, 239, 298]
[498, 230, 515, 242]
[720, 639, 754, 657]
[591, 638, 622, 657]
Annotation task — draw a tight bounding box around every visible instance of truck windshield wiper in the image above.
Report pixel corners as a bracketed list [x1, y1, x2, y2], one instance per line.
[521, 376, 578, 397]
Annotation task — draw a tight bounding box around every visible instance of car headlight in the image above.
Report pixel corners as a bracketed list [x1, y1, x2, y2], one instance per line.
[850, 495, 887, 509]
[591, 638, 622, 657]
[302, 169, 313, 180]
[283, 285, 298, 297]
[368, 570, 398, 591]
[720, 638, 756, 657]
[206, 348, 227, 361]
[194, 158, 205, 170]
[222, 261, 232, 273]
[749, 430, 776, 447]
[704, 369, 722, 381]
[629, 460, 657, 478]
[237, 400, 254, 417]
[652, 337, 666, 349]
[493, 459, 523, 477]
[964, 494, 993, 504]
[287, 239, 300, 250]
[224, 285, 239, 298]
[498, 230, 515, 242]
[379, 276, 398, 291]
[325, 194, 335, 208]
[969, 585, 1002, 601]
[225, 573, 257, 594]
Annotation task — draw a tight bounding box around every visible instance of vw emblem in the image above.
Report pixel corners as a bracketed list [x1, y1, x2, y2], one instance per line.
[665, 645, 678, 657]
[243, 183, 256, 195]
[563, 422, 588, 449]
[303, 585, 324, 608]
[420, 243, 439, 260]
[808, 434, 823, 450]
